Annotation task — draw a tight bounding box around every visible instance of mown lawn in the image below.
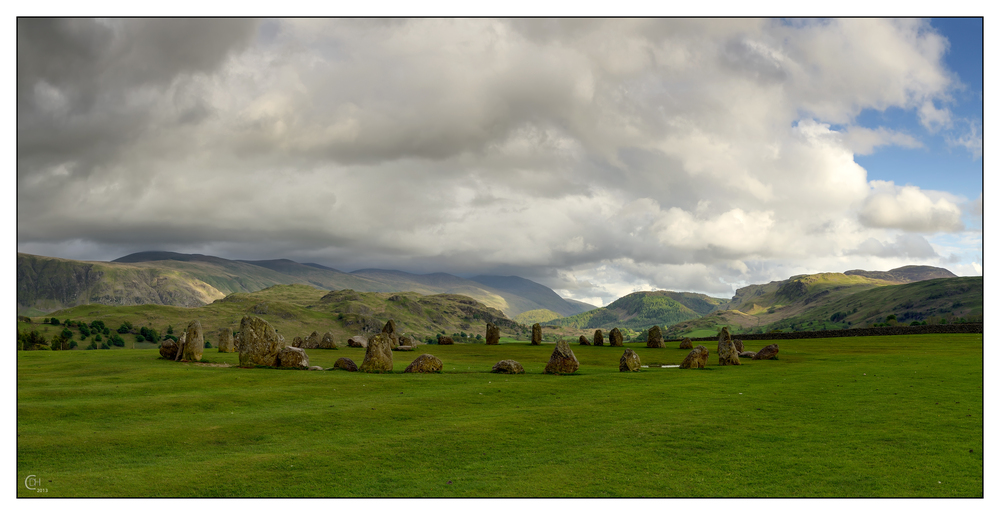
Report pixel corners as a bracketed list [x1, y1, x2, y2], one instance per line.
[17, 334, 982, 497]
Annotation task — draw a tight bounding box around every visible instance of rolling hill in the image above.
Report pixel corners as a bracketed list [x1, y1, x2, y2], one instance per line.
[546, 290, 728, 331]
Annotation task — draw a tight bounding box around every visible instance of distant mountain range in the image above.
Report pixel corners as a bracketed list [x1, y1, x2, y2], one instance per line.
[16, 251, 597, 318]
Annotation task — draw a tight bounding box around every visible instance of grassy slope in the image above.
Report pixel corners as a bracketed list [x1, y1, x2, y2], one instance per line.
[549, 291, 726, 331]
[16, 334, 983, 497]
[513, 309, 563, 325]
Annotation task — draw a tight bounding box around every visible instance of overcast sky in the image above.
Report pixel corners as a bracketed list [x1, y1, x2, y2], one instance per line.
[16, 18, 983, 306]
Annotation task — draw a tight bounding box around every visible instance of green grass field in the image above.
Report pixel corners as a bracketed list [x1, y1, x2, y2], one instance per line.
[17, 334, 982, 497]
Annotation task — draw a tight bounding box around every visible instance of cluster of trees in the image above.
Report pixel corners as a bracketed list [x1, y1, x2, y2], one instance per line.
[17, 317, 169, 351]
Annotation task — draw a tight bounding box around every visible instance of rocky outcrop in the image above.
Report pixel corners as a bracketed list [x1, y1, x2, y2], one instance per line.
[347, 335, 368, 348]
[360, 333, 393, 373]
[619, 348, 641, 372]
[403, 354, 443, 373]
[159, 339, 179, 359]
[486, 322, 500, 345]
[531, 323, 542, 345]
[492, 359, 524, 374]
[382, 319, 399, 349]
[753, 344, 779, 360]
[437, 335, 454, 345]
[320, 331, 337, 349]
[544, 340, 579, 375]
[217, 327, 236, 353]
[301, 331, 321, 349]
[276, 347, 310, 369]
[609, 327, 623, 347]
[717, 327, 741, 366]
[175, 320, 204, 361]
[593, 329, 604, 346]
[333, 357, 358, 372]
[646, 326, 664, 348]
[579, 335, 591, 346]
[680, 345, 709, 369]
[679, 338, 693, 349]
[236, 315, 287, 367]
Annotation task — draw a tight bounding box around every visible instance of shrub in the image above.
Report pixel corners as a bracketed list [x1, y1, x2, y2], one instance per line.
[86, 342, 98, 350]
[61, 328, 73, 340]
[205, 340, 212, 349]
[95, 334, 102, 342]
[78, 324, 91, 338]
[166, 325, 174, 335]
[49, 318, 62, 326]
[139, 326, 159, 343]
[117, 321, 134, 334]
[90, 320, 106, 332]
[100, 342, 111, 350]
[109, 334, 125, 347]
[24, 330, 49, 351]
[69, 340, 78, 349]
[135, 334, 145, 342]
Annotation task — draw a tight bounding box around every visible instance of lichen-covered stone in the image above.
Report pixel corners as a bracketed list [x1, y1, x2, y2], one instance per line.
[176, 320, 204, 361]
[492, 359, 524, 374]
[159, 339, 179, 359]
[753, 344, 779, 360]
[579, 335, 591, 346]
[347, 335, 368, 348]
[717, 338, 741, 366]
[679, 337, 693, 349]
[292, 336, 304, 347]
[680, 345, 709, 369]
[396, 346, 415, 351]
[276, 346, 310, 369]
[486, 322, 500, 345]
[437, 335, 454, 345]
[302, 331, 321, 349]
[403, 353, 443, 373]
[739, 351, 757, 359]
[733, 338, 744, 353]
[531, 323, 542, 345]
[399, 336, 413, 348]
[382, 319, 399, 349]
[544, 340, 579, 375]
[619, 348, 641, 372]
[217, 327, 236, 353]
[236, 315, 287, 368]
[646, 326, 664, 348]
[360, 333, 393, 373]
[308, 366, 323, 371]
[333, 357, 358, 372]
[320, 331, 337, 349]
[609, 327, 624, 347]
[593, 329, 604, 346]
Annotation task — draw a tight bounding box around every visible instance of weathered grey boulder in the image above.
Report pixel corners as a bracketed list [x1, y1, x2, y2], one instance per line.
[531, 323, 542, 345]
[544, 340, 579, 375]
[291, 336, 304, 347]
[609, 327, 624, 347]
[308, 365, 323, 371]
[382, 319, 399, 349]
[593, 329, 604, 346]
[753, 344, 779, 360]
[176, 320, 204, 361]
[159, 339, 179, 359]
[347, 335, 368, 348]
[360, 333, 393, 373]
[646, 326, 664, 348]
[733, 338, 744, 353]
[717, 327, 741, 366]
[680, 345, 709, 369]
[679, 338, 693, 349]
[492, 359, 524, 374]
[437, 335, 454, 345]
[217, 327, 236, 353]
[619, 348, 641, 372]
[399, 336, 413, 348]
[333, 357, 358, 372]
[579, 335, 591, 346]
[739, 351, 757, 359]
[320, 331, 337, 349]
[486, 322, 500, 345]
[236, 316, 287, 368]
[276, 347, 310, 369]
[302, 331, 321, 349]
[396, 346, 415, 351]
[403, 353, 443, 373]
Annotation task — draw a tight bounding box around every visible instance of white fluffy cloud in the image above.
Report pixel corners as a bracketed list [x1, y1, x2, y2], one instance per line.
[17, 18, 981, 305]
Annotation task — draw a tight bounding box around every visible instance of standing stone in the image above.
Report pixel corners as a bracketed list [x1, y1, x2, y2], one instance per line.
[544, 340, 579, 375]
[486, 322, 500, 345]
[753, 344, 780, 360]
[276, 347, 310, 369]
[717, 327, 741, 366]
[531, 323, 542, 345]
[382, 320, 399, 349]
[320, 331, 337, 349]
[492, 359, 524, 374]
[291, 336, 304, 348]
[217, 327, 236, 353]
[437, 335, 454, 345]
[159, 339, 179, 359]
[348, 335, 368, 348]
[579, 335, 591, 346]
[646, 326, 664, 348]
[680, 345, 709, 369]
[403, 354, 443, 373]
[173, 332, 187, 361]
[679, 338, 693, 349]
[360, 333, 394, 373]
[302, 331, 321, 349]
[619, 348, 641, 372]
[593, 329, 604, 346]
[236, 315, 287, 368]
[733, 338, 744, 353]
[399, 335, 413, 348]
[609, 328, 624, 347]
[333, 357, 358, 372]
[177, 320, 204, 361]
